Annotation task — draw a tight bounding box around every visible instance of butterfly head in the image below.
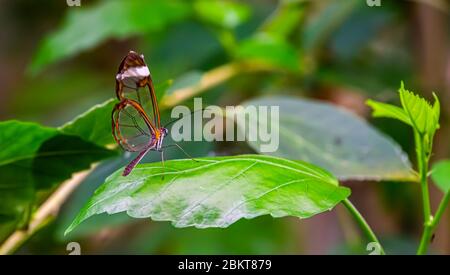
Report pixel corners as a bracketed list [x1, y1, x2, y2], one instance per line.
[154, 127, 168, 151]
[161, 127, 169, 137]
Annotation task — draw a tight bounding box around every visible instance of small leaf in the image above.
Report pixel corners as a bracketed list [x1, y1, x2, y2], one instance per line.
[240, 96, 416, 181]
[431, 160, 450, 193]
[29, 0, 191, 74]
[65, 155, 350, 234]
[399, 82, 440, 136]
[366, 99, 411, 126]
[194, 0, 251, 29]
[236, 33, 300, 71]
[432, 92, 440, 128]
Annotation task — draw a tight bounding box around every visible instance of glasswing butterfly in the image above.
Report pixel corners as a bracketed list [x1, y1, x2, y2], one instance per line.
[112, 51, 168, 176]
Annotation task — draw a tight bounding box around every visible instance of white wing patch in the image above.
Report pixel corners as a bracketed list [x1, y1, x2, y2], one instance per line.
[116, 65, 150, 81]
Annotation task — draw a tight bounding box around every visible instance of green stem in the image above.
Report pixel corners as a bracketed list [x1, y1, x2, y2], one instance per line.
[417, 191, 450, 255]
[342, 199, 385, 255]
[416, 134, 433, 255]
[418, 135, 431, 219]
[433, 192, 450, 228]
[417, 223, 433, 255]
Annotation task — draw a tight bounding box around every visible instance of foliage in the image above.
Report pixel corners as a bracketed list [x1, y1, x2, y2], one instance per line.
[65, 155, 350, 234]
[432, 161, 450, 193]
[0, 121, 115, 241]
[242, 96, 415, 181]
[29, 0, 191, 74]
[367, 82, 446, 255]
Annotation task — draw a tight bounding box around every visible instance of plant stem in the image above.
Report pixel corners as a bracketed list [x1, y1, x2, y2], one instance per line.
[418, 135, 431, 219]
[417, 191, 450, 255]
[342, 199, 385, 255]
[0, 166, 95, 255]
[159, 61, 276, 109]
[433, 191, 450, 228]
[416, 134, 434, 255]
[417, 221, 433, 255]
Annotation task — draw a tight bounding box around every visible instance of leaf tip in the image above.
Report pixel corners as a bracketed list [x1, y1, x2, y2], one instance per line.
[63, 224, 74, 236]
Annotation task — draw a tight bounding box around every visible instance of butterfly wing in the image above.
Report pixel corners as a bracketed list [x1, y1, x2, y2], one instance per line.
[113, 51, 164, 176]
[112, 99, 157, 152]
[115, 51, 161, 128]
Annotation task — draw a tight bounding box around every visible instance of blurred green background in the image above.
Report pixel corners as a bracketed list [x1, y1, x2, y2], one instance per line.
[0, 0, 449, 254]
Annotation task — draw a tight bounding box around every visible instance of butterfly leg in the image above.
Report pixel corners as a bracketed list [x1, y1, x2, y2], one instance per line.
[160, 143, 198, 162]
[160, 149, 165, 181]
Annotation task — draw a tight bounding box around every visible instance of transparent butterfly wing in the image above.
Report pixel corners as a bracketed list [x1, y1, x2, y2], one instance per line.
[115, 51, 161, 128]
[112, 100, 156, 152]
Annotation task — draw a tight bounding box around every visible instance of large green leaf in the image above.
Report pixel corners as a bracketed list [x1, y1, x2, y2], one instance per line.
[60, 99, 118, 147]
[431, 160, 450, 193]
[0, 121, 115, 241]
[29, 0, 191, 74]
[240, 96, 416, 181]
[65, 155, 350, 234]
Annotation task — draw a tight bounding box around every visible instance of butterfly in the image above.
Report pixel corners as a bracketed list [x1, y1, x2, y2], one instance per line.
[112, 51, 168, 176]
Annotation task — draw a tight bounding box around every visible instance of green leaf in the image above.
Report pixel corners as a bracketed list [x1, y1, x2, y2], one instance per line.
[432, 92, 440, 128]
[0, 121, 56, 166]
[194, 0, 251, 29]
[301, 0, 359, 53]
[65, 155, 350, 234]
[0, 121, 115, 240]
[166, 71, 203, 96]
[29, 0, 191, 74]
[366, 99, 411, 126]
[60, 99, 118, 147]
[399, 82, 440, 136]
[431, 160, 450, 193]
[261, 1, 305, 38]
[236, 33, 300, 71]
[240, 96, 416, 181]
